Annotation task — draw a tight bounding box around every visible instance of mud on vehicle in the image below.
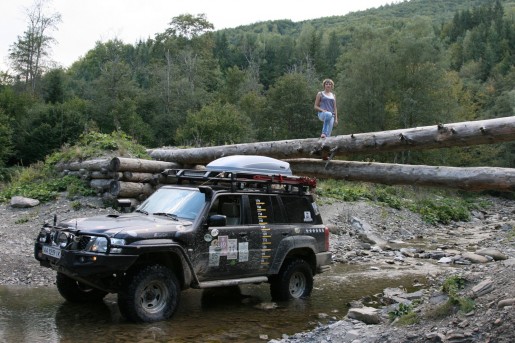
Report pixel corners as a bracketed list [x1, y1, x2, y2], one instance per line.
[34, 155, 332, 322]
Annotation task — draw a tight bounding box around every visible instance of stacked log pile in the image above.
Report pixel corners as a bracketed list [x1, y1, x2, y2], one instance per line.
[56, 157, 182, 206]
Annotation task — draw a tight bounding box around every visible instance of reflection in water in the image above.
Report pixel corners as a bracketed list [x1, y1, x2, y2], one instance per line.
[0, 265, 425, 342]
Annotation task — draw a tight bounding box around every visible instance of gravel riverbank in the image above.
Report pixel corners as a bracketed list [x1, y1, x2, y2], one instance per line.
[1, 193, 514, 342]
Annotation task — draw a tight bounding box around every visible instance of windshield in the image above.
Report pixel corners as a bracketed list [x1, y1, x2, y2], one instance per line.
[136, 187, 206, 220]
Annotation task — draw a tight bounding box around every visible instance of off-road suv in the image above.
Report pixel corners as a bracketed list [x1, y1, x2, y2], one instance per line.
[34, 155, 332, 322]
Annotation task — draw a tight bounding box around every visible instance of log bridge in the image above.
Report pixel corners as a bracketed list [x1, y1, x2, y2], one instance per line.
[55, 117, 515, 206]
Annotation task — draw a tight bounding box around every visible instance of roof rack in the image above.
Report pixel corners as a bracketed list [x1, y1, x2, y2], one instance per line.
[161, 168, 317, 194]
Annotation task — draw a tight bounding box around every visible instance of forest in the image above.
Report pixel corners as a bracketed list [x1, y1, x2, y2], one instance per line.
[0, 0, 514, 173]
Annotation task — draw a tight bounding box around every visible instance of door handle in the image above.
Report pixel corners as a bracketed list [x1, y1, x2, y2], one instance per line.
[239, 232, 247, 237]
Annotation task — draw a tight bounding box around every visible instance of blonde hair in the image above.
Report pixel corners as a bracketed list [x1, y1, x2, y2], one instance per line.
[322, 79, 334, 87]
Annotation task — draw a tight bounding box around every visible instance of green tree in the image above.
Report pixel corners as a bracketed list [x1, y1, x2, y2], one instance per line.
[265, 73, 319, 140]
[161, 13, 214, 40]
[176, 101, 252, 146]
[337, 29, 395, 133]
[8, 0, 61, 94]
[40, 68, 67, 104]
[12, 99, 89, 164]
[0, 109, 13, 167]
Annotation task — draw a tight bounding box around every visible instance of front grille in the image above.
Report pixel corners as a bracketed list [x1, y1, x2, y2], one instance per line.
[77, 236, 91, 250]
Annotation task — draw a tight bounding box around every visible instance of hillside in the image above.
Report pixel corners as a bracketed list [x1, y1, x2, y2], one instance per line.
[1, 0, 514, 171]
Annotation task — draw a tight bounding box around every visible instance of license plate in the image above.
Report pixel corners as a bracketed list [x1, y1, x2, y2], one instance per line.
[43, 246, 61, 259]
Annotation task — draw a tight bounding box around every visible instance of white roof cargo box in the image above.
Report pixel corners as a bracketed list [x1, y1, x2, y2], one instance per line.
[206, 155, 292, 176]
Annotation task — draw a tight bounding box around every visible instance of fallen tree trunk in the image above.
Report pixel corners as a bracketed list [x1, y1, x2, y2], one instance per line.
[55, 159, 111, 172]
[122, 171, 148, 182]
[148, 116, 515, 164]
[286, 159, 515, 192]
[109, 157, 181, 173]
[109, 181, 155, 199]
[89, 179, 113, 193]
[90, 171, 122, 180]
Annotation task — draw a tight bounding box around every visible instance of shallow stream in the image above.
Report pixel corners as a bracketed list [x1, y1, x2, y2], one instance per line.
[0, 264, 425, 343]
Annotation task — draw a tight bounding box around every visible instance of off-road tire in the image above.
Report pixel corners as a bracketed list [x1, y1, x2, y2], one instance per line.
[117, 265, 180, 322]
[270, 258, 313, 301]
[56, 272, 108, 303]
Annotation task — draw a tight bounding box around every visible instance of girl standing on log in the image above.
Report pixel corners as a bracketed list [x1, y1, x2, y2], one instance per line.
[314, 79, 338, 138]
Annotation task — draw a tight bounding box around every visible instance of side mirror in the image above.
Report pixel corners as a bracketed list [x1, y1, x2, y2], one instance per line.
[117, 199, 133, 213]
[208, 214, 227, 227]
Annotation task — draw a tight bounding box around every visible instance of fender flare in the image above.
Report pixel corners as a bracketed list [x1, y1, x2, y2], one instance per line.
[127, 239, 198, 287]
[268, 236, 317, 274]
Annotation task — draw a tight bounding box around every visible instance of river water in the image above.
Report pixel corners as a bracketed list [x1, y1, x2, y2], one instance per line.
[0, 264, 425, 343]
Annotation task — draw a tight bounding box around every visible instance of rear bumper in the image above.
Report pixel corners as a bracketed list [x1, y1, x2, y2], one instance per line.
[315, 251, 332, 273]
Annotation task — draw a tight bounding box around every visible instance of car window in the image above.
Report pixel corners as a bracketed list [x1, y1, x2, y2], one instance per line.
[280, 196, 315, 224]
[248, 195, 285, 224]
[210, 195, 242, 226]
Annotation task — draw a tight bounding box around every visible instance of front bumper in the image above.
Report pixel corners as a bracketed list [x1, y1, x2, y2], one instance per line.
[34, 242, 139, 277]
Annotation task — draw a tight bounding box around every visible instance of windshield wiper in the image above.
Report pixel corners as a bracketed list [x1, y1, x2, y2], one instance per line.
[135, 209, 148, 215]
[152, 212, 179, 221]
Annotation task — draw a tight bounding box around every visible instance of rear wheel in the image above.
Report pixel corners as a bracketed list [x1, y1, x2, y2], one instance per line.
[270, 258, 313, 301]
[118, 265, 180, 322]
[56, 272, 107, 303]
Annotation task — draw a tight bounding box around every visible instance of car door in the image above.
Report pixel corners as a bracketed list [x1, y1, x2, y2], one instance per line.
[195, 194, 262, 281]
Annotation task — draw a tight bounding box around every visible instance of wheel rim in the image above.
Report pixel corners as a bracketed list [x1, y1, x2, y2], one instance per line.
[139, 280, 169, 314]
[288, 271, 307, 298]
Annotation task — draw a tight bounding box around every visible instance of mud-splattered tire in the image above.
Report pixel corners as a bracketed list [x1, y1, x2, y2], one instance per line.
[270, 259, 313, 301]
[118, 265, 180, 322]
[56, 272, 107, 303]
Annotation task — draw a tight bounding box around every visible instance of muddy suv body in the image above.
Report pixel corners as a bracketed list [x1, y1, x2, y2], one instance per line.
[34, 155, 332, 322]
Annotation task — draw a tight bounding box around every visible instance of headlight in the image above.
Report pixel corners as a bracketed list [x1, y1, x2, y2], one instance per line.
[57, 232, 71, 248]
[85, 237, 125, 253]
[38, 228, 50, 243]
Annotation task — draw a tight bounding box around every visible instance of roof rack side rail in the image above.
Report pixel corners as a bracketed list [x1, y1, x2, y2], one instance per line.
[160, 168, 317, 191]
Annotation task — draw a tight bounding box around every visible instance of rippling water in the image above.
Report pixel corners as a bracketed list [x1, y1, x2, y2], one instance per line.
[0, 264, 425, 343]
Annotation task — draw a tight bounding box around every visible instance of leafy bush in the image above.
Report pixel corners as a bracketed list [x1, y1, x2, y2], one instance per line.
[442, 275, 475, 313]
[388, 302, 412, 320]
[442, 275, 466, 294]
[317, 179, 483, 225]
[411, 197, 471, 225]
[373, 187, 403, 209]
[0, 130, 146, 203]
[45, 131, 150, 166]
[389, 303, 419, 325]
[0, 163, 94, 203]
[317, 179, 372, 201]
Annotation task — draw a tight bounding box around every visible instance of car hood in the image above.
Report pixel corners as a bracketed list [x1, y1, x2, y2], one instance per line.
[58, 213, 193, 238]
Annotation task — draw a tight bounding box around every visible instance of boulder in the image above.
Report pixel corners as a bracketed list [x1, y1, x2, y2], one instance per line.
[10, 196, 40, 208]
[469, 278, 494, 299]
[351, 217, 388, 248]
[347, 306, 382, 324]
[461, 252, 490, 264]
[475, 248, 508, 261]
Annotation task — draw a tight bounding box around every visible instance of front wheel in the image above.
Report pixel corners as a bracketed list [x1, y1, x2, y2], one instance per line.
[118, 265, 180, 322]
[270, 258, 313, 301]
[56, 272, 108, 303]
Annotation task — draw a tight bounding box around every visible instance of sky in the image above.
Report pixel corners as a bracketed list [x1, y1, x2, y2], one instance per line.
[1, 0, 397, 71]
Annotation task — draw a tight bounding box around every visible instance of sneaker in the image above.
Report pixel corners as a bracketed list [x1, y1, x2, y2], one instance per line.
[320, 134, 326, 138]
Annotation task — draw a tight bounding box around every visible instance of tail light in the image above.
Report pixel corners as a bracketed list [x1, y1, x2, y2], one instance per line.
[324, 226, 330, 251]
